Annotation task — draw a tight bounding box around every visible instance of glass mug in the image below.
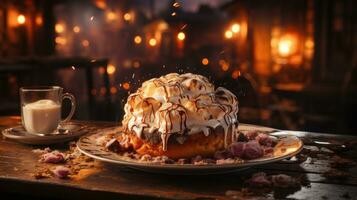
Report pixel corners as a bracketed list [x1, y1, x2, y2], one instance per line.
[20, 86, 76, 135]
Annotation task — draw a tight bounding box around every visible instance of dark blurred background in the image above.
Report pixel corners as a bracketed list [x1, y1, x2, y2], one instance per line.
[0, 0, 356, 134]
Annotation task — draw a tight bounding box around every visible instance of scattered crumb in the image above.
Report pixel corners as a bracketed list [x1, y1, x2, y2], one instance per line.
[32, 168, 52, 179]
[305, 157, 314, 164]
[32, 147, 51, 154]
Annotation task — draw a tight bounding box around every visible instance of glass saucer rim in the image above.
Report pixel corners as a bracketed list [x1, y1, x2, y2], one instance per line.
[2, 122, 87, 139]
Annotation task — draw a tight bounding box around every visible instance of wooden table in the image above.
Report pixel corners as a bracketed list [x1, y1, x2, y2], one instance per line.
[1, 116, 357, 200]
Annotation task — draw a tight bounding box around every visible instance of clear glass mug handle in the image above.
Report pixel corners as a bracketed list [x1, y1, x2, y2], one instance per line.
[61, 93, 76, 123]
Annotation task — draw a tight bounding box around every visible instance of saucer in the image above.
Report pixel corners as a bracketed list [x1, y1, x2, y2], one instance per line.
[2, 122, 89, 145]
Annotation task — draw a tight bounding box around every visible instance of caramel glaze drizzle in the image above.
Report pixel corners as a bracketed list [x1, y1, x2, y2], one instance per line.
[122, 73, 239, 152]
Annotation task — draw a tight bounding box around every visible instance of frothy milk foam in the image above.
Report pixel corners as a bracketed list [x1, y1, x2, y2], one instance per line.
[22, 99, 61, 134]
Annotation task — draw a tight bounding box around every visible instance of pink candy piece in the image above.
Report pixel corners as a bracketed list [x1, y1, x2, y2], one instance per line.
[52, 166, 70, 179]
[243, 130, 259, 140]
[255, 133, 273, 147]
[41, 151, 65, 163]
[230, 142, 246, 158]
[243, 141, 264, 159]
[271, 174, 298, 188]
[247, 172, 271, 187]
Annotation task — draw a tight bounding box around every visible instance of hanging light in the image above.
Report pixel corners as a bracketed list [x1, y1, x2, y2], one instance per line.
[224, 30, 233, 39]
[231, 23, 240, 33]
[107, 64, 116, 75]
[17, 14, 26, 25]
[201, 58, 209, 65]
[177, 32, 185, 41]
[73, 26, 80, 33]
[277, 35, 298, 57]
[134, 36, 142, 44]
[55, 23, 65, 33]
[149, 38, 157, 47]
[123, 12, 132, 21]
[106, 11, 117, 21]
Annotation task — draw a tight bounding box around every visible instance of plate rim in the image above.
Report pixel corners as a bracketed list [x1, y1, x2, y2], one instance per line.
[76, 125, 303, 170]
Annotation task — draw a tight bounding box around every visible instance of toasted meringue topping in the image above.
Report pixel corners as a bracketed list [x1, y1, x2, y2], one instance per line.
[122, 73, 239, 151]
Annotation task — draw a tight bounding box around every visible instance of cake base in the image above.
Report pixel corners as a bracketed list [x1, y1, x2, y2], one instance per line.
[116, 126, 234, 159]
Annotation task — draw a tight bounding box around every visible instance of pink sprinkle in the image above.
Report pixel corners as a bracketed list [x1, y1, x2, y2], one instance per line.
[52, 166, 70, 179]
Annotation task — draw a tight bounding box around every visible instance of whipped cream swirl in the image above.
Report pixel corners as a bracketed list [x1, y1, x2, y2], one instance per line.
[122, 73, 239, 151]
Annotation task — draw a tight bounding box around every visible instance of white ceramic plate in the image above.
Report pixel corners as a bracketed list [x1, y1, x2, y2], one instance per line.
[2, 122, 89, 145]
[77, 124, 303, 175]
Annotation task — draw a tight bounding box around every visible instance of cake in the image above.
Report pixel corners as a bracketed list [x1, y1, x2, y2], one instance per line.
[115, 73, 239, 159]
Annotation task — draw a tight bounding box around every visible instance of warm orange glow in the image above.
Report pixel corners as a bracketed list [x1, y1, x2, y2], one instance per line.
[275, 34, 299, 57]
[55, 37, 67, 45]
[110, 86, 118, 94]
[35, 16, 42, 26]
[123, 13, 132, 21]
[277, 35, 299, 58]
[106, 11, 117, 21]
[95, 0, 107, 9]
[81, 40, 90, 47]
[134, 36, 142, 44]
[201, 58, 209, 65]
[17, 14, 26, 25]
[231, 23, 240, 33]
[107, 64, 116, 75]
[55, 23, 65, 33]
[177, 32, 185, 41]
[73, 26, 81, 33]
[219, 59, 230, 71]
[149, 38, 157, 47]
[278, 40, 292, 56]
[305, 39, 314, 49]
[224, 30, 233, 39]
[98, 67, 106, 74]
[133, 61, 140, 68]
[231, 70, 241, 79]
[122, 82, 130, 90]
[171, 12, 176, 16]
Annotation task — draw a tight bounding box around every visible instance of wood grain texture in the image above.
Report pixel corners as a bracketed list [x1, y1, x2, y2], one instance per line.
[1, 116, 357, 200]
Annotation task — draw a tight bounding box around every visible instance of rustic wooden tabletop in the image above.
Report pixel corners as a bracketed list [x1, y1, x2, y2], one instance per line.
[1, 116, 357, 200]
